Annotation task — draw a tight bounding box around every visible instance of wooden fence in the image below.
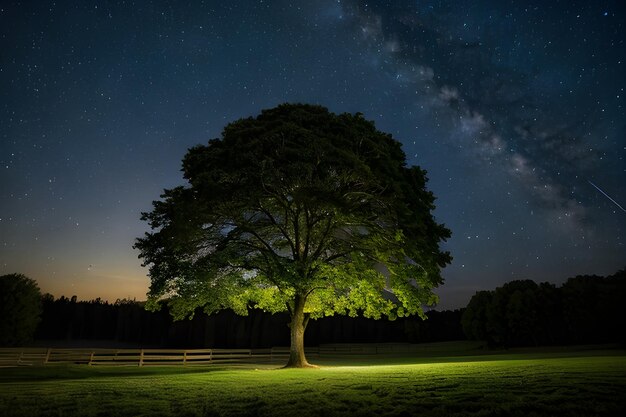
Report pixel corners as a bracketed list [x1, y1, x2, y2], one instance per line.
[0, 347, 301, 367]
[0, 343, 445, 367]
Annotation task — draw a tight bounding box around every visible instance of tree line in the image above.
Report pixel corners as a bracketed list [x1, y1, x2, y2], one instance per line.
[461, 269, 626, 347]
[35, 268, 626, 348]
[2, 269, 624, 348]
[33, 295, 463, 348]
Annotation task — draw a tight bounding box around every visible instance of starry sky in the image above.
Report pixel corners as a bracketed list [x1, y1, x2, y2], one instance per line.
[1, 0, 624, 309]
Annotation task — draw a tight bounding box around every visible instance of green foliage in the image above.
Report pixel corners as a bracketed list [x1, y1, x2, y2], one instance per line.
[135, 104, 451, 331]
[0, 273, 42, 346]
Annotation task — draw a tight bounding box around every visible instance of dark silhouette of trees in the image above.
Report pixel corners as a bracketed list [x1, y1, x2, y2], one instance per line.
[562, 270, 626, 344]
[30, 269, 626, 349]
[534, 282, 565, 345]
[487, 280, 542, 347]
[134, 103, 451, 367]
[461, 290, 492, 342]
[0, 273, 42, 346]
[38, 296, 117, 341]
[409, 309, 465, 342]
[35, 294, 465, 348]
[462, 269, 626, 347]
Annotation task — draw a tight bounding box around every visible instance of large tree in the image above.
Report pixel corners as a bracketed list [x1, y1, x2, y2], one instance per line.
[135, 104, 451, 367]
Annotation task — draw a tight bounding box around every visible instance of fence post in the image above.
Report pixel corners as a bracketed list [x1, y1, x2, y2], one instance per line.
[139, 349, 144, 367]
[88, 351, 95, 366]
[183, 350, 187, 366]
[44, 348, 51, 364]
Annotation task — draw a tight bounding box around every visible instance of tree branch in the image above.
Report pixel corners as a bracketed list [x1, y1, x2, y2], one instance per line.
[293, 205, 301, 261]
[303, 207, 311, 262]
[309, 215, 335, 263]
[323, 251, 351, 263]
[257, 201, 296, 256]
[241, 227, 283, 262]
[305, 286, 327, 298]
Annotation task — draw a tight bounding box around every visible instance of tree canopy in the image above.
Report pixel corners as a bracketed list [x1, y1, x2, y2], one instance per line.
[0, 273, 42, 346]
[461, 270, 626, 347]
[135, 104, 451, 366]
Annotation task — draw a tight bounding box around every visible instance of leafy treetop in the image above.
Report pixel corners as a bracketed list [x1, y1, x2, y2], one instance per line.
[135, 104, 451, 323]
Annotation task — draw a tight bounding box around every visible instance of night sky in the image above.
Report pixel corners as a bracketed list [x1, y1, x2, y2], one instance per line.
[1, 0, 624, 309]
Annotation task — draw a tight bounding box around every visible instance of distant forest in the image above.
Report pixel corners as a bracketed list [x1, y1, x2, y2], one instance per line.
[34, 269, 625, 349]
[35, 297, 463, 348]
[462, 269, 626, 348]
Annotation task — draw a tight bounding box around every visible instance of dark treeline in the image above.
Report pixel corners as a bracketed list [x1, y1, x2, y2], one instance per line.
[35, 269, 625, 348]
[35, 296, 464, 348]
[462, 269, 626, 347]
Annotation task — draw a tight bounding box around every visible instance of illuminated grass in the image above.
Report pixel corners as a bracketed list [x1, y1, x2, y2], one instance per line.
[1, 349, 625, 416]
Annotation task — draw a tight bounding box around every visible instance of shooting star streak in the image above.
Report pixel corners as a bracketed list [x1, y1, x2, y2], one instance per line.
[588, 180, 626, 213]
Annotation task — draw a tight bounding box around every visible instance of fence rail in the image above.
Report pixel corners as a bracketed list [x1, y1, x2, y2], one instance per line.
[0, 347, 306, 367]
[0, 343, 442, 367]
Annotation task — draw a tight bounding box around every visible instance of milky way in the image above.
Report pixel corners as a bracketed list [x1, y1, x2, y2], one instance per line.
[0, 1, 624, 308]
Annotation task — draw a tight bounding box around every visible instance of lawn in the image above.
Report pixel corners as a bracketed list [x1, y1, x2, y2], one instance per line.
[1, 346, 624, 417]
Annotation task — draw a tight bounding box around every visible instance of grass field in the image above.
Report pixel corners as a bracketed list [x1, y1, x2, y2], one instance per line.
[1, 344, 625, 417]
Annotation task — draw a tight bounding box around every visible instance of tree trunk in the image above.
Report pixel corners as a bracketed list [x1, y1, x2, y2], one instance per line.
[284, 294, 315, 368]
